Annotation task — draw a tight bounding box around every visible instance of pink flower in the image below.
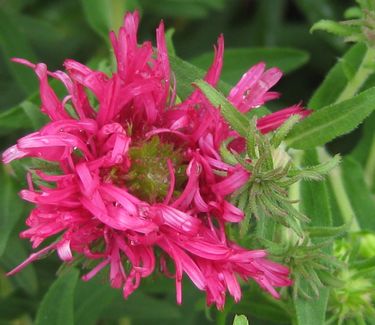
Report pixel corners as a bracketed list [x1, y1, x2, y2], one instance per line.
[1, 12, 303, 309]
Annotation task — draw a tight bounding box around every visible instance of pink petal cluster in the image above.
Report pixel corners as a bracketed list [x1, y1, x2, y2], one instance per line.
[2, 12, 309, 309]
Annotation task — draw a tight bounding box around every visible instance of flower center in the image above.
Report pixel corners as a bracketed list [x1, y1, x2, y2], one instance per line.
[125, 136, 186, 203]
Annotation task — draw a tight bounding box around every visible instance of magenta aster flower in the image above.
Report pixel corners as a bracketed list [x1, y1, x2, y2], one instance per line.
[2, 12, 308, 309]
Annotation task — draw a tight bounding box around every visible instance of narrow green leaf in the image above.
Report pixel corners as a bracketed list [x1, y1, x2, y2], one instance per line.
[169, 55, 232, 100]
[352, 112, 375, 192]
[194, 80, 248, 136]
[299, 150, 333, 227]
[294, 149, 332, 325]
[191, 48, 309, 85]
[308, 43, 367, 109]
[286, 86, 375, 149]
[0, 9, 37, 96]
[0, 167, 25, 256]
[306, 223, 349, 238]
[165, 28, 176, 56]
[233, 314, 249, 325]
[341, 156, 375, 231]
[35, 269, 79, 325]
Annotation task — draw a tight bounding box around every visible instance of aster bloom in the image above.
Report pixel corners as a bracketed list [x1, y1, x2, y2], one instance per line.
[1, 12, 311, 309]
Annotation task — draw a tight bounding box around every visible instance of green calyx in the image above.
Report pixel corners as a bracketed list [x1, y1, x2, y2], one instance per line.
[126, 136, 186, 203]
[227, 117, 340, 238]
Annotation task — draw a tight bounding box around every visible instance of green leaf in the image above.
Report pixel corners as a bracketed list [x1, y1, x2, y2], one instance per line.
[308, 43, 367, 109]
[0, 236, 38, 296]
[100, 291, 181, 320]
[35, 269, 79, 325]
[300, 150, 333, 227]
[138, 0, 224, 18]
[233, 314, 249, 325]
[305, 223, 349, 238]
[294, 149, 332, 325]
[0, 167, 25, 256]
[341, 156, 375, 231]
[0, 9, 37, 96]
[0, 106, 33, 134]
[74, 278, 116, 325]
[80, 0, 138, 41]
[0, 80, 61, 134]
[169, 54, 232, 100]
[191, 48, 309, 85]
[286, 86, 375, 149]
[194, 80, 248, 137]
[165, 28, 176, 56]
[0, 292, 36, 320]
[351, 112, 375, 192]
[231, 289, 290, 324]
[293, 0, 337, 23]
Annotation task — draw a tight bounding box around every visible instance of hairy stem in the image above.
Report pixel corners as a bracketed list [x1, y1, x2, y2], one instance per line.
[335, 46, 375, 102]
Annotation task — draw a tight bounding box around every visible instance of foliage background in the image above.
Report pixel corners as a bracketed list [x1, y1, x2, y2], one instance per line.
[1, 0, 372, 324]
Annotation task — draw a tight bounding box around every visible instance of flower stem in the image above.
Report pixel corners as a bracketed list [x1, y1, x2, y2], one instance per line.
[318, 148, 360, 231]
[335, 46, 375, 102]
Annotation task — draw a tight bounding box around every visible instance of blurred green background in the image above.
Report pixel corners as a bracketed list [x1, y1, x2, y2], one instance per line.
[0, 0, 364, 324]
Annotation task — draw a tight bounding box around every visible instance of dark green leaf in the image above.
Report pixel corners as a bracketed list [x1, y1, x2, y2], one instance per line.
[286, 86, 375, 149]
[191, 48, 309, 85]
[74, 278, 116, 325]
[294, 149, 332, 325]
[0, 167, 25, 256]
[293, 0, 337, 23]
[341, 156, 375, 231]
[351, 112, 375, 192]
[0, 236, 38, 296]
[0, 9, 37, 96]
[0, 291, 36, 320]
[0, 106, 33, 134]
[231, 291, 290, 324]
[100, 291, 181, 320]
[80, 0, 138, 41]
[35, 269, 79, 325]
[138, 0, 224, 19]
